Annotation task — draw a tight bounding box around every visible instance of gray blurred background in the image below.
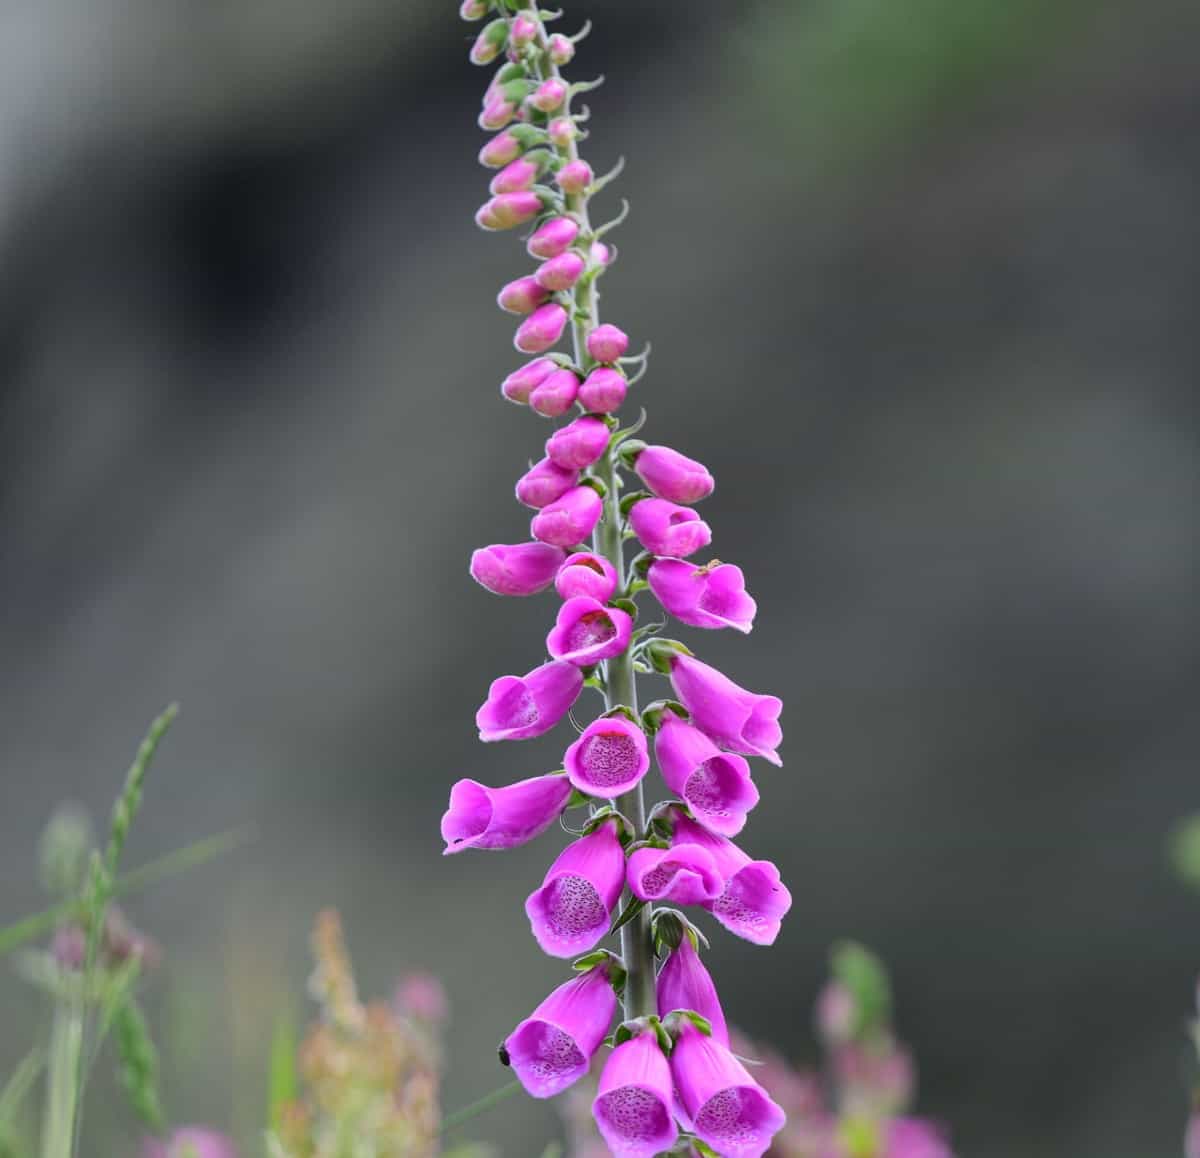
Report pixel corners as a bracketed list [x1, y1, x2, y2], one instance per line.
[1, 0, 1198, 1153]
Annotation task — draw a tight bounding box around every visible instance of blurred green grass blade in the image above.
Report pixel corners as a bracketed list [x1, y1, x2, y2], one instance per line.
[267, 1008, 298, 1129]
[0, 1050, 44, 1129]
[438, 1080, 522, 1134]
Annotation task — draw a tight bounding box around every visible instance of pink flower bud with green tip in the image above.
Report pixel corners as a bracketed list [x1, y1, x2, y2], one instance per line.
[546, 595, 633, 666]
[647, 560, 756, 633]
[476, 660, 584, 742]
[498, 275, 551, 315]
[510, 13, 539, 49]
[476, 190, 542, 231]
[627, 843, 723, 905]
[530, 78, 569, 113]
[478, 97, 516, 130]
[459, 0, 488, 20]
[629, 498, 712, 559]
[529, 367, 581, 417]
[528, 216, 580, 259]
[470, 542, 565, 596]
[633, 445, 715, 504]
[564, 715, 649, 797]
[501, 357, 556, 404]
[592, 1028, 680, 1157]
[669, 654, 782, 765]
[531, 485, 603, 546]
[670, 1020, 786, 1158]
[654, 710, 759, 837]
[142, 1129, 238, 1158]
[590, 240, 612, 267]
[555, 552, 619, 601]
[578, 367, 627, 414]
[442, 773, 572, 853]
[516, 458, 578, 509]
[535, 250, 587, 292]
[556, 159, 593, 195]
[657, 935, 729, 1047]
[670, 813, 792, 946]
[548, 117, 577, 148]
[489, 156, 541, 194]
[546, 416, 609, 470]
[505, 964, 618, 1098]
[548, 33, 576, 65]
[469, 20, 508, 66]
[525, 819, 626, 957]
[516, 303, 570, 353]
[479, 130, 523, 168]
[586, 323, 629, 363]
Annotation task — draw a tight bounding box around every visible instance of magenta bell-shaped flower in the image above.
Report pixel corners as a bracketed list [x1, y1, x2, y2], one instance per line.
[670, 813, 792, 946]
[516, 303, 570, 353]
[546, 416, 610, 470]
[489, 156, 542, 194]
[479, 129, 523, 168]
[441, 773, 572, 853]
[592, 1028, 680, 1157]
[531, 485, 604, 547]
[555, 552, 619, 601]
[476, 660, 584, 742]
[525, 819, 626, 957]
[535, 251, 587, 292]
[648, 560, 757, 633]
[656, 934, 729, 1046]
[654, 709, 759, 836]
[587, 323, 629, 363]
[142, 1129, 238, 1158]
[516, 458, 579, 509]
[528, 216, 580, 259]
[547, 596, 634, 666]
[564, 715, 649, 797]
[670, 1021, 786, 1158]
[629, 499, 712, 559]
[556, 159, 593, 195]
[669, 654, 782, 766]
[498, 275, 551, 316]
[634, 445, 715, 504]
[476, 191, 542, 231]
[578, 367, 627, 414]
[469, 542, 566, 596]
[529, 368, 581, 417]
[505, 964, 618, 1098]
[627, 843, 723, 905]
[501, 357, 556, 404]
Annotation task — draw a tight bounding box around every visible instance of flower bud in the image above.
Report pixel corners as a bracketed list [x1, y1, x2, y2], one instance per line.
[476, 191, 543, 231]
[529, 367, 580, 416]
[470, 541, 566, 596]
[586, 323, 629, 363]
[530, 78, 568, 113]
[555, 159, 593, 195]
[479, 130, 523, 169]
[459, 0, 488, 19]
[478, 97, 517, 131]
[548, 117, 577, 148]
[528, 216, 580, 260]
[500, 357, 556, 404]
[532, 485, 604, 547]
[590, 240, 612, 267]
[546, 415, 609, 470]
[489, 156, 541, 194]
[633, 445, 715, 504]
[510, 13, 539, 49]
[469, 20, 508, 66]
[516, 457, 578, 509]
[555, 552, 619, 601]
[547, 33, 575, 65]
[578, 367, 627, 413]
[498, 275, 551, 315]
[534, 251, 586, 292]
[515, 303, 569, 354]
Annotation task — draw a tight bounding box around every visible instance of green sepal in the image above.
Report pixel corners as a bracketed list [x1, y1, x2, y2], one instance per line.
[600, 704, 640, 725]
[480, 18, 509, 48]
[617, 438, 647, 468]
[642, 638, 692, 674]
[580, 475, 607, 498]
[608, 896, 646, 938]
[640, 699, 689, 733]
[610, 597, 638, 620]
[618, 490, 651, 518]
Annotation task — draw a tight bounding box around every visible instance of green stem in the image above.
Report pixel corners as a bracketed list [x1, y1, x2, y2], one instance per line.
[41, 1006, 83, 1158]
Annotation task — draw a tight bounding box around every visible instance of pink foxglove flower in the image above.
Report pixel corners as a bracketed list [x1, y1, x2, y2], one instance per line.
[489, 156, 542, 194]
[529, 367, 581, 417]
[592, 1029, 679, 1157]
[554, 552, 619, 602]
[547, 33, 576, 66]
[886, 1118, 955, 1158]
[564, 715, 650, 797]
[670, 1020, 786, 1158]
[546, 416, 610, 470]
[577, 367, 627, 413]
[498, 275, 551, 315]
[525, 821, 626, 957]
[531, 485, 603, 547]
[586, 323, 629, 363]
[535, 250, 587, 291]
[656, 934, 729, 1046]
[469, 541, 565, 596]
[479, 129, 523, 168]
[555, 159, 593, 194]
[528, 216, 580, 259]
[441, 773, 572, 853]
[548, 116, 578, 148]
[546, 596, 634, 665]
[530, 78, 569, 113]
[626, 843, 723, 905]
[633, 445, 715, 504]
[628, 498, 713, 559]
[669, 653, 783, 765]
[515, 457, 578, 509]
[515, 302, 569, 353]
[654, 709, 759, 836]
[648, 559, 757, 633]
[500, 357, 556, 404]
[505, 964, 618, 1098]
[476, 660, 583, 742]
[476, 190, 542, 231]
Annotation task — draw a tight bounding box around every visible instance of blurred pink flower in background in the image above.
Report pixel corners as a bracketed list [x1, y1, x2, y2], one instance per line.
[143, 1127, 237, 1158]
